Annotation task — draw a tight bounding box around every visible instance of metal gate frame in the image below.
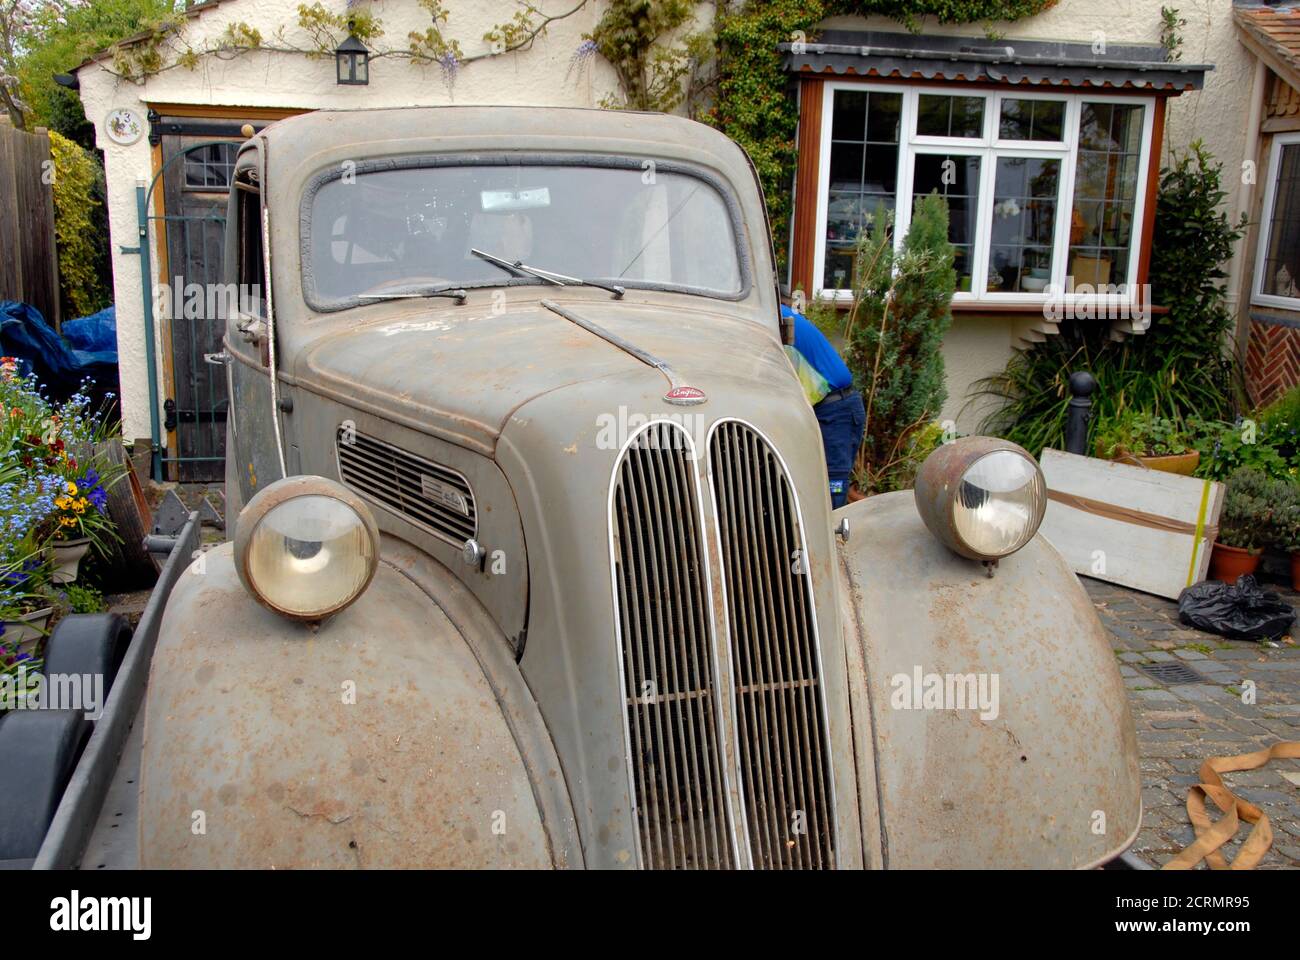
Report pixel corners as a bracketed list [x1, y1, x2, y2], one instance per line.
[122, 139, 239, 482]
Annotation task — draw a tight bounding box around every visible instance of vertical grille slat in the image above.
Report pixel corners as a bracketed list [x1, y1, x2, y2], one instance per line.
[709, 422, 837, 870]
[336, 427, 477, 546]
[612, 422, 734, 870]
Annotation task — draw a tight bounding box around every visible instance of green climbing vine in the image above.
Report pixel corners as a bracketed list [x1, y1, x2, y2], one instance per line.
[587, 1, 712, 112]
[105, 1, 584, 84]
[705, 0, 1060, 268]
[97, 0, 1062, 267]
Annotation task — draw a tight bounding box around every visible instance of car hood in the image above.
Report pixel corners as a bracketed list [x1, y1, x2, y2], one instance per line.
[295, 299, 789, 455]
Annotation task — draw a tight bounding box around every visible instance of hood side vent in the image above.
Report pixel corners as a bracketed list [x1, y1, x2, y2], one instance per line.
[336, 426, 476, 546]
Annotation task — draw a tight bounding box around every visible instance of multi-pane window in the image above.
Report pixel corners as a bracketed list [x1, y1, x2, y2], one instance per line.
[1254, 134, 1300, 308]
[913, 154, 981, 290]
[823, 89, 902, 289]
[999, 98, 1066, 143]
[1069, 103, 1143, 288]
[183, 142, 238, 191]
[815, 85, 1153, 303]
[917, 94, 984, 139]
[989, 157, 1061, 294]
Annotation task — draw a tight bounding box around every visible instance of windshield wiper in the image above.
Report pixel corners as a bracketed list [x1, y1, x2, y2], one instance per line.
[357, 284, 468, 304]
[470, 248, 625, 300]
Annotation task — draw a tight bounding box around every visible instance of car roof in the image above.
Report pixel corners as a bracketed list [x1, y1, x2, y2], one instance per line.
[255, 105, 755, 187]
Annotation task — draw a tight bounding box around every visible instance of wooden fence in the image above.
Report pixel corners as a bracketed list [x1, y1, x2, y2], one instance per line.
[0, 118, 60, 328]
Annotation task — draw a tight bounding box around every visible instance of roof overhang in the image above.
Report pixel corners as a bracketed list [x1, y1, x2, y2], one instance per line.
[1234, 3, 1300, 93]
[780, 29, 1211, 93]
[72, 0, 227, 73]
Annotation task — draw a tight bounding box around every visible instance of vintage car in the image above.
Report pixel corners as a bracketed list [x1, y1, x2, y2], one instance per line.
[12, 106, 1140, 870]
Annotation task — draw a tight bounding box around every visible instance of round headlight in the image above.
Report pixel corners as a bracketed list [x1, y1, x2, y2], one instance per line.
[234, 476, 379, 620]
[914, 437, 1046, 561]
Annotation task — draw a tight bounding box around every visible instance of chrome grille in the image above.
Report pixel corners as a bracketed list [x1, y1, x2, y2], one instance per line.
[336, 427, 476, 545]
[611, 422, 735, 869]
[709, 421, 836, 869]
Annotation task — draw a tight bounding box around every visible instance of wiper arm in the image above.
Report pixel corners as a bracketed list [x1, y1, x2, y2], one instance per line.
[470, 248, 625, 300]
[357, 284, 468, 304]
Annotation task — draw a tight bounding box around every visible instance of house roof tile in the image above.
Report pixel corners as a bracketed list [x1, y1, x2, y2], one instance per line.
[1235, 2, 1300, 90]
[779, 29, 1211, 92]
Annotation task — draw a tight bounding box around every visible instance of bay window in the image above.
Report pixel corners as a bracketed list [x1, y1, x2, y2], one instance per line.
[813, 84, 1155, 305]
[1253, 132, 1300, 309]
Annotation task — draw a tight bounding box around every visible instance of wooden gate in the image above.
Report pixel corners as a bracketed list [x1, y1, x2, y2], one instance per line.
[0, 120, 60, 327]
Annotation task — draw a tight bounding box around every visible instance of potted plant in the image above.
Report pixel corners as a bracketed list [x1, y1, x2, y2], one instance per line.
[0, 552, 53, 658]
[1209, 467, 1274, 582]
[1095, 411, 1200, 475]
[1270, 478, 1300, 591]
[40, 468, 115, 583]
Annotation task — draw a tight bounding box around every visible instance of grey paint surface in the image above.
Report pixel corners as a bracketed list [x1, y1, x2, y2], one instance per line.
[139, 541, 564, 868]
[128, 105, 1142, 868]
[836, 492, 1142, 868]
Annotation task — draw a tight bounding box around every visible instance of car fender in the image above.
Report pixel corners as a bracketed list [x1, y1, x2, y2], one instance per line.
[138, 537, 581, 868]
[835, 491, 1141, 869]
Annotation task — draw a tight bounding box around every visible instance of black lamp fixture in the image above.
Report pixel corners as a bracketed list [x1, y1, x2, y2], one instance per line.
[336, 22, 370, 86]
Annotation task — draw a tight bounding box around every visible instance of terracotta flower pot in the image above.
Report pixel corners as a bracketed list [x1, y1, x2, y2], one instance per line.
[1097, 443, 1200, 476]
[1291, 553, 1300, 592]
[1133, 451, 1200, 476]
[1208, 542, 1261, 583]
[847, 485, 867, 504]
[50, 536, 91, 584]
[2, 606, 54, 657]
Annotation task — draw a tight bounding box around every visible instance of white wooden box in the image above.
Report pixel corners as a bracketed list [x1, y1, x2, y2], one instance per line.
[1038, 448, 1224, 600]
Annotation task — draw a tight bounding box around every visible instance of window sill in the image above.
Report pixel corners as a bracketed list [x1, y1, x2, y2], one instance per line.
[815, 299, 1168, 315]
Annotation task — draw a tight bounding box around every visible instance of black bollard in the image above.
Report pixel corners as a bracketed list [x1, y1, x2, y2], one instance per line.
[1065, 371, 1097, 456]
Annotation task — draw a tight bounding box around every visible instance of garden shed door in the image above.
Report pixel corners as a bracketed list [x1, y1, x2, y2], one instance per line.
[150, 108, 302, 481]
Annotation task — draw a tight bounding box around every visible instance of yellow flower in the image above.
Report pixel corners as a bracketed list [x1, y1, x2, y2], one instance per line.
[60, 516, 76, 528]
[54, 495, 71, 510]
[64, 481, 78, 495]
[72, 499, 86, 514]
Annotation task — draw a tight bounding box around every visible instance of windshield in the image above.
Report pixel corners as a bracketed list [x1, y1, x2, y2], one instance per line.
[305, 160, 746, 306]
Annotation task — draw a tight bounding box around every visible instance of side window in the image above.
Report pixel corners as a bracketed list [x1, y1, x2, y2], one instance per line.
[236, 180, 265, 317]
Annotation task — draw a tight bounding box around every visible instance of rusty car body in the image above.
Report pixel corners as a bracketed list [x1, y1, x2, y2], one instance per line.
[71, 107, 1139, 869]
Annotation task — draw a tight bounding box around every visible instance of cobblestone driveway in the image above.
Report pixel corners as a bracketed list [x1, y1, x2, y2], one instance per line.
[1084, 578, 1300, 869]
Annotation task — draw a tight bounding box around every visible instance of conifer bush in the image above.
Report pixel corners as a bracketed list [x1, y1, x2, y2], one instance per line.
[842, 192, 956, 493]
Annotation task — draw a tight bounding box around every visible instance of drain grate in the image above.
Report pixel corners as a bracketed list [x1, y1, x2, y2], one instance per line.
[1135, 661, 1208, 685]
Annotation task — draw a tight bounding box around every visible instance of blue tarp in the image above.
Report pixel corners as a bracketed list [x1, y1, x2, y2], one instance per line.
[0, 300, 118, 403]
[61, 306, 116, 355]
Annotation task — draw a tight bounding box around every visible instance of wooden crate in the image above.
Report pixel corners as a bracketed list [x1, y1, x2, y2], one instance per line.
[1039, 449, 1224, 600]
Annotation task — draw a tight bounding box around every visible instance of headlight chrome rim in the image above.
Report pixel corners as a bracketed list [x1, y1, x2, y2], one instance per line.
[913, 437, 1046, 562]
[234, 475, 380, 620]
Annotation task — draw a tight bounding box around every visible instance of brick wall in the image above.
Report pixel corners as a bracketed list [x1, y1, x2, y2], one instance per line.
[1245, 314, 1300, 407]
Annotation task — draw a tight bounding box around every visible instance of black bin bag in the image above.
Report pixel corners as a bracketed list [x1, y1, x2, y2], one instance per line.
[1177, 575, 1296, 641]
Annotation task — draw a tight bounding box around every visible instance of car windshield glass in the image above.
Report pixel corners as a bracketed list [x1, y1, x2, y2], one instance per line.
[307, 162, 744, 304]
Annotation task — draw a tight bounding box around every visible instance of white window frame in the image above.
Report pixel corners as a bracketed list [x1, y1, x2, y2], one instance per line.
[1252, 131, 1300, 311]
[813, 82, 1155, 311]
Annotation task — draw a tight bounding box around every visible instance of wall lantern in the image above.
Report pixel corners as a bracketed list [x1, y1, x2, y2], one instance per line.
[336, 25, 370, 86]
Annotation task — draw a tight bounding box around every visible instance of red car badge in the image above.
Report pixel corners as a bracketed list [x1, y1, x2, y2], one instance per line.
[665, 385, 707, 406]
